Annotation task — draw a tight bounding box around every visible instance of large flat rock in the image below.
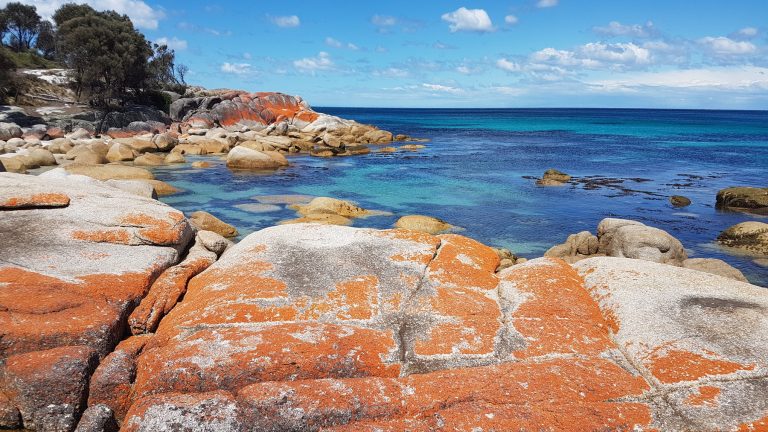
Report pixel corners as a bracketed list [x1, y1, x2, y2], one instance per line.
[574, 257, 768, 430]
[118, 224, 768, 431]
[0, 173, 193, 430]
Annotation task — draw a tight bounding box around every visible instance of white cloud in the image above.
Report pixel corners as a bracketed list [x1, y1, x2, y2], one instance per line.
[579, 42, 652, 66]
[699, 36, 757, 56]
[536, 0, 558, 8]
[243, 52, 252, 60]
[155, 37, 187, 51]
[325, 37, 359, 50]
[504, 15, 519, 25]
[736, 27, 758, 38]
[589, 66, 768, 92]
[371, 14, 397, 27]
[220, 63, 252, 75]
[441, 7, 494, 33]
[271, 15, 300, 28]
[373, 67, 409, 78]
[422, 83, 463, 94]
[593, 21, 656, 38]
[325, 37, 342, 48]
[0, 0, 164, 29]
[293, 51, 334, 73]
[496, 58, 522, 72]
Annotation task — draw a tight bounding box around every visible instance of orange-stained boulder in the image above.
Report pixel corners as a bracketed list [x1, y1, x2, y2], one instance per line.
[171, 91, 319, 129]
[119, 225, 768, 431]
[0, 173, 194, 431]
[575, 257, 768, 430]
[0, 346, 98, 430]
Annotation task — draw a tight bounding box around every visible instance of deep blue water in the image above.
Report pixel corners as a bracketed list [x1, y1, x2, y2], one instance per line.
[152, 108, 768, 286]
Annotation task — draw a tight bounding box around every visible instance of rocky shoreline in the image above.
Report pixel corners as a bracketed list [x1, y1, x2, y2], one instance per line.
[1, 93, 768, 431]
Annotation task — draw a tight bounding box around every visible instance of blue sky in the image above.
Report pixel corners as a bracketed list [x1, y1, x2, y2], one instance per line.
[7, 0, 768, 108]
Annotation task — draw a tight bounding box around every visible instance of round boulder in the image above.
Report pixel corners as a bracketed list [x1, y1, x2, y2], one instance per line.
[189, 211, 239, 238]
[226, 146, 288, 170]
[717, 221, 768, 256]
[394, 215, 453, 234]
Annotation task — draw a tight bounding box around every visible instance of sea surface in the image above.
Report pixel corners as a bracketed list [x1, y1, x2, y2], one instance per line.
[152, 108, 768, 286]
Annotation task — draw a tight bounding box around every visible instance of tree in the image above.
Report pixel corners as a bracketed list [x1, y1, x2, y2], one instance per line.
[0, 9, 9, 44]
[35, 20, 56, 58]
[57, 7, 152, 105]
[52, 3, 95, 27]
[175, 64, 189, 85]
[4, 2, 41, 51]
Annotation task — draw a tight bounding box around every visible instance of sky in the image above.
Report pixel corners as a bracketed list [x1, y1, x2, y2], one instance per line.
[5, 0, 768, 109]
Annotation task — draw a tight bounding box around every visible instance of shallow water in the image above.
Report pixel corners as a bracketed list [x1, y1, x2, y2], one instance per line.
[152, 108, 768, 286]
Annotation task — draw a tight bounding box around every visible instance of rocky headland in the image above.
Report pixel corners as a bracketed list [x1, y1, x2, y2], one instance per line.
[1, 86, 423, 183]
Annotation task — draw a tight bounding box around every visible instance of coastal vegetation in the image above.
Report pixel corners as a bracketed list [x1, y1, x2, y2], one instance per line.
[0, 2, 187, 109]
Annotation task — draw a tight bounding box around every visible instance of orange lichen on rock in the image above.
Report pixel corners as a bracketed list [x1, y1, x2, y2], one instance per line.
[301, 275, 380, 320]
[0, 266, 159, 357]
[133, 323, 400, 399]
[238, 357, 652, 432]
[72, 228, 132, 244]
[685, 386, 721, 406]
[0, 192, 70, 209]
[645, 346, 756, 384]
[129, 251, 217, 335]
[414, 286, 500, 356]
[121, 212, 189, 245]
[428, 234, 500, 289]
[88, 335, 153, 421]
[501, 258, 615, 358]
[738, 415, 768, 431]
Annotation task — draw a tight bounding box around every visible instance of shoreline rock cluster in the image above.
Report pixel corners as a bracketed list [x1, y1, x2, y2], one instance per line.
[1, 172, 767, 431]
[1, 91, 424, 180]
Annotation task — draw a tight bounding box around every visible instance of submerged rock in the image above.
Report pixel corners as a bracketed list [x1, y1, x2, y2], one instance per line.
[670, 195, 692, 207]
[716, 187, 768, 215]
[395, 214, 453, 234]
[536, 168, 572, 186]
[717, 221, 768, 256]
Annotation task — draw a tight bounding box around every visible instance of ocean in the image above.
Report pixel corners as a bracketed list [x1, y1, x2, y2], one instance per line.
[152, 108, 768, 286]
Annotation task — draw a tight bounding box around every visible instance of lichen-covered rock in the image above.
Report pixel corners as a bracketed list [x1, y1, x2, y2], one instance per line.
[225, 146, 288, 170]
[670, 195, 692, 207]
[536, 168, 571, 186]
[717, 221, 768, 256]
[544, 230, 600, 263]
[105, 143, 138, 162]
[171, 92, 319, 129]
[0, 173, 194, 430]
[293, 197, 374, 218]
[682, 258, 748, 282]
[74, 404, 118, 432]
[574, 257, 768, 431]
[61, 164, 155, 181]
[133, 153, 166, 167]
[128, 241, 218, 335]
[547, 218, 687, 265]
[0, 346, 98, 431]
[716, 187, 768, 215]
[189, 210, 238, 238]
[394, 214, 453, 234]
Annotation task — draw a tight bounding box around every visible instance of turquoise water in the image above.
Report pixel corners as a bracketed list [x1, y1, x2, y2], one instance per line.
[153, 108, 768, 286]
